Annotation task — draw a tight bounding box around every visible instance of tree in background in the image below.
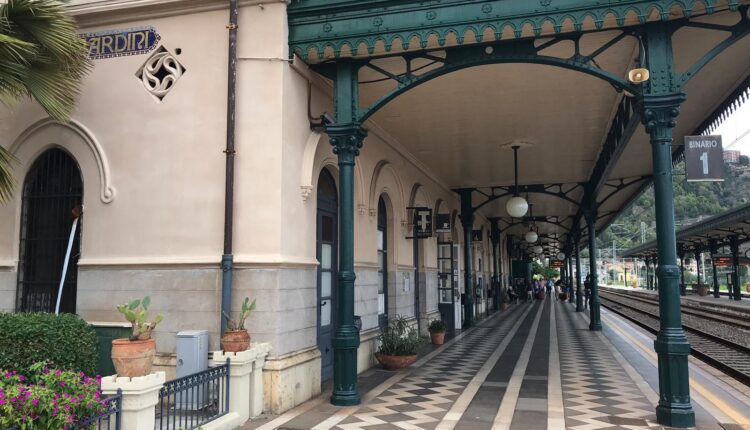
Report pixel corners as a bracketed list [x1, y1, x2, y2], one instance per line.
[0, 0, 90, 202]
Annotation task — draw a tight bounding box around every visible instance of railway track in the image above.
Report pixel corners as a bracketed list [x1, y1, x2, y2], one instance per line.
[601, 289, 750, 331]
[598, 291, 750, 387]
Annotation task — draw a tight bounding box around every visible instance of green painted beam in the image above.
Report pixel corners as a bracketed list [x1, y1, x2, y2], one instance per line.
[289, 0, 738, 60]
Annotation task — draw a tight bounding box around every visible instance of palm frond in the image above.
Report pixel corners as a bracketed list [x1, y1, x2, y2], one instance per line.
[0, 145, 17, 204]
[0, 0, 91, 121]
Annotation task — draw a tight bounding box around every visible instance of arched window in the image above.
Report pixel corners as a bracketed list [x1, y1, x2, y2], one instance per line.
[17, 149, 83, 313]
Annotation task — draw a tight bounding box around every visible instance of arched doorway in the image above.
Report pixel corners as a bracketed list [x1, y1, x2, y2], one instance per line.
[316, 169, 338, 382]
[377, 196, 389, 331]
[17, 148, 83, 313]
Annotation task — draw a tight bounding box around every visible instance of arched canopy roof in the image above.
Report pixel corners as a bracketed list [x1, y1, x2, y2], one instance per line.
[290, 1, 750, 257]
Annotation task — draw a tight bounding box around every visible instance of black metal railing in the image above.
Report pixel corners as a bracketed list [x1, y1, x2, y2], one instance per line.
[76, 389, 122, 429]
[155, 362, 230, 430]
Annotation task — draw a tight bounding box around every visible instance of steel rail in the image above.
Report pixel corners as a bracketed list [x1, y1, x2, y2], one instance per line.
[598, 293, 750, 387]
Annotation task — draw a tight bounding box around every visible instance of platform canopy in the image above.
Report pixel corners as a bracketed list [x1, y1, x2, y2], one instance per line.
[623, 202, 750, 257]
[289, 0, 750, 256]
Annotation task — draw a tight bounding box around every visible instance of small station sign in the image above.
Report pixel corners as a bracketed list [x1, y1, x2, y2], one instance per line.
[550, 260, 565, 268]
[684, 135, 724, 182]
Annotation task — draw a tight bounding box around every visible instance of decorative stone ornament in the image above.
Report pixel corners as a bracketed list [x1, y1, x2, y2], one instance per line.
[136, 46, 185, 101]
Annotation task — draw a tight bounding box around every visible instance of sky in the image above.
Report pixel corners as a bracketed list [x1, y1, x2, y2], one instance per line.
[713, 93, 750, 155]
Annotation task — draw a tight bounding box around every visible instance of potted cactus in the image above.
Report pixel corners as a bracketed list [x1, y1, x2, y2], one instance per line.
[221, 297, 256, 352]
[111, 296, 163, 377]
[428, 319, 447, 345]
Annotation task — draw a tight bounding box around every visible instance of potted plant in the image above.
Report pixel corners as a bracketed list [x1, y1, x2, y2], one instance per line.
[428, 319, 447, 345]
[375, 315, 423, 370]
[111, 296, 163, 377]
[696, 283, 709, 296]
[221, 297, 256, 352]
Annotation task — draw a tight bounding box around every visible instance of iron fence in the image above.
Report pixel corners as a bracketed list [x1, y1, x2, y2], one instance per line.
[77, 389, 122, 429]
[155, 361, 230, 430]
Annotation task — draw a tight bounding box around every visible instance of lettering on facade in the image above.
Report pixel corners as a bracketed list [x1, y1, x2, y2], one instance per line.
[80, 26, 160, 60]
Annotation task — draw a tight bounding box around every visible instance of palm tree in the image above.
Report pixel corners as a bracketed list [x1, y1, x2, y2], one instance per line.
[0, 0, 91, 202]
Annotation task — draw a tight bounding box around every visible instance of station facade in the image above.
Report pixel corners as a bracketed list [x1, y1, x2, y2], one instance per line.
[0, 0, 502, 414]
[2, 0, 750, 427]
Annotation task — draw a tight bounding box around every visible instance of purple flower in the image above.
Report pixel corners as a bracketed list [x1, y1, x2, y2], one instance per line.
[59, 381, 66, 387]
[18, 375, 25, 382]
[55, 370, 62, 376]
[0, 398, 5, 405]
[32, 398, 39, 406]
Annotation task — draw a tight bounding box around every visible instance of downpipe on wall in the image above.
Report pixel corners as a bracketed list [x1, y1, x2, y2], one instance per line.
[221, 0, 238, 336]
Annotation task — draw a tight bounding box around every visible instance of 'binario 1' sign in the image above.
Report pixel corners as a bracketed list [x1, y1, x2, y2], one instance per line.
[684, 135, 724, 182]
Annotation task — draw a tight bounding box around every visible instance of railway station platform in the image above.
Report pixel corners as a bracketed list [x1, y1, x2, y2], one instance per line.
[241, 301, 750, 430]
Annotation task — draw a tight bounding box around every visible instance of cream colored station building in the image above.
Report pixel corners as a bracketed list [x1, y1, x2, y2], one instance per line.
[0, 0, 504, 414]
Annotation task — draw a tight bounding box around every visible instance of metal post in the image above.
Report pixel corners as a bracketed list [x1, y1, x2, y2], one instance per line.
[730, 236, 741, 301]
[575, 238, 583, 312]
[710, 240, 720, 298]
[490, 219, 500, 311]
[328, 61, 365, 406]
[694, 246, 703, 289]
[459, 189, 475, 327]
[640, 23, 695, 424]
[678, 244, 686, 296]
[585, 208, 601, 331]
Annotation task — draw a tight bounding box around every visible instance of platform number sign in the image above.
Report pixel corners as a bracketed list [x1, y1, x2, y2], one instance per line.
[684, 135, 724, 182]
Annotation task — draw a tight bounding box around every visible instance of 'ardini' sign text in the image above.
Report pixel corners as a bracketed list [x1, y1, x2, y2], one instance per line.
[80, 26, 161, 60]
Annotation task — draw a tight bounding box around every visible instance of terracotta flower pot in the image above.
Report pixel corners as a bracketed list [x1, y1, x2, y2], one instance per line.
[111, 338, 156, 377]
[746, 284, 750, 293]
[558, 293, 568, 301]
[375, 353, 418, 371]
[697, 285, 709, 297]
[430, 331, 446, 345]
[500, 302, 509, 311]
[221, 329, 250, 352]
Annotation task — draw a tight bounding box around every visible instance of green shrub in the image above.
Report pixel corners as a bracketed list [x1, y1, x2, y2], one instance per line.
[427, 319, 446, 333]
[0, 313, 98, 376]
[377, 316, 423, 356]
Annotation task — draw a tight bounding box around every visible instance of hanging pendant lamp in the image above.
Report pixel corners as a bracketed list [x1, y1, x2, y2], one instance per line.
[524, 201, 537, 243]
[506, 145, 529, 218]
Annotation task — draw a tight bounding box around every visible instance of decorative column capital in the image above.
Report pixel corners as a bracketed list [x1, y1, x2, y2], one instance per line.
[326, 123, 367, 163]
[638, 93, 687, 139]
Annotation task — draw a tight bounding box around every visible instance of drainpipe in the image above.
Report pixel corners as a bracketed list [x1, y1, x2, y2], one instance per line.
[221, 0, 238, 335]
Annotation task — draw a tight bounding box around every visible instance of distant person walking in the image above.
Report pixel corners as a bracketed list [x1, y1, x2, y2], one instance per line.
[584, 274, 592, 309]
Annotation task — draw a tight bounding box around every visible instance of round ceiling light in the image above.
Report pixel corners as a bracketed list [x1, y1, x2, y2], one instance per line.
[525, 230, 538, 243]
[507, 196, 529, 218]
[557, 252, 566, 260]
[533, 245, 543, 254]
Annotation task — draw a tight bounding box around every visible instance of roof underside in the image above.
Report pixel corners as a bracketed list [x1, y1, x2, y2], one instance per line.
[290, 0, 750, 258]
[623, 203, 750, 257]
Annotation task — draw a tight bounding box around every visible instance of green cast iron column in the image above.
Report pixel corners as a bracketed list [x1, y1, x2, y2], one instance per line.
[710, 240, 720, 298]
[575, 238, 584, 312]
[585, 208, 601, 331]
[459, 189, 475, 327]
[641, 22, 695, 425]
[730, 236, 741, 301]
[328, 61, 364, 406]
[641, 92, 695, 426]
